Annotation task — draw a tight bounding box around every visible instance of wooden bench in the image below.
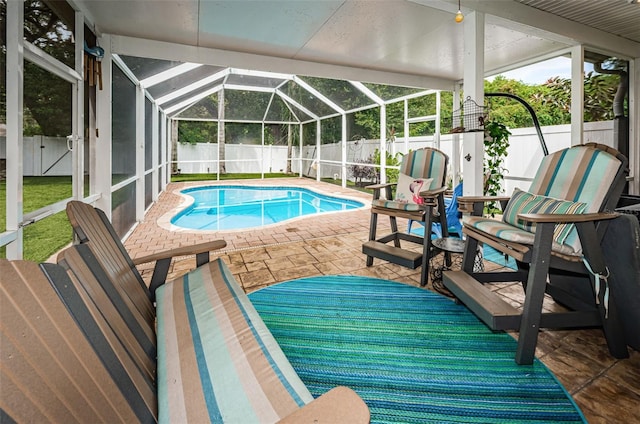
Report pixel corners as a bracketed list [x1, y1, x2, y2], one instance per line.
[1, 252, 370, 423]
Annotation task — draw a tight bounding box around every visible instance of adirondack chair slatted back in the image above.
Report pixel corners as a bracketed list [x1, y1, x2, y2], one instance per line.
[58, 244, 157, 376]
[399, 148, 448, 190]
[528, 143, 628, 213]
[0, 260, 156, 423]
[66, 201, 155, 323]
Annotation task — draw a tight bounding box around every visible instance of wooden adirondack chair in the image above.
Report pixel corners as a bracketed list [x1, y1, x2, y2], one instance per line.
[65, 201, 226, 299]
[444, 143, 630, 364]
[362, 147, 450, 286]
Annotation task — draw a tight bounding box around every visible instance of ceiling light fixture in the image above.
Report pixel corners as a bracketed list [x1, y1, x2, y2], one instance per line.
[455, 0, 464, 23]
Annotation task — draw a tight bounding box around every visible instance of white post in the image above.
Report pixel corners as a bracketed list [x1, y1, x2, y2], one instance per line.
[95, 35, 113, 216]
[435, 91, 441, 150]
[73, 10, 84, 201]
[5, 0, 24, 259]
[342, 113, 347, 188]
[571, 45, 585, 146]
[152, 102, 159, 200]
[299, 124, 304, 177]
[316, 120, 321, 181]
[462, 11, 485, 196]
[452, 84, 461, 187]
[380, 104, 387, 183]
[631, 58, 639, 195]
[136, 85, 145, 220]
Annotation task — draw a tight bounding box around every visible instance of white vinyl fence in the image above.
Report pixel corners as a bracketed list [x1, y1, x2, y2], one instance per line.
[1, 121, 615, 190]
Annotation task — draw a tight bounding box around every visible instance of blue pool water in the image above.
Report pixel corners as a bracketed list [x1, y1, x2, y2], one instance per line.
[171, 185, 365, 230]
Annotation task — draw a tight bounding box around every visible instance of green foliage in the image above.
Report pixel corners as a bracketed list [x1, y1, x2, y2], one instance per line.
[483, 121, 511, 212]
[178, 121, 218, 144]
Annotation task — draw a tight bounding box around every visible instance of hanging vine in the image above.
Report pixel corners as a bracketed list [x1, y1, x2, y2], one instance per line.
[484, 120, 511, 212]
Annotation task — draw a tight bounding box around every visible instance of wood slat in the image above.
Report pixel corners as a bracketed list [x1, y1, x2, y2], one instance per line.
[0, 260, 142, 423]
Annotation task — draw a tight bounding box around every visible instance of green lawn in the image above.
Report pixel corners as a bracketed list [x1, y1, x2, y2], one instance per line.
[2, 173, 305, 262]
[1, 176, 73, 263]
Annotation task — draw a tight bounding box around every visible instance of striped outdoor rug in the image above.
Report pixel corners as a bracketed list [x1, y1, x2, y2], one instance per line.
[249, 275, 585, 424]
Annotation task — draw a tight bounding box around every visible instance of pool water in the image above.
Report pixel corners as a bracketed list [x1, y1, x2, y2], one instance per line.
[171, 185, 365, 230]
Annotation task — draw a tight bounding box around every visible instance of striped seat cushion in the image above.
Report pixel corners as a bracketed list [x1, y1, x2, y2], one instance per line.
[372, 198, 423, 212]
[155, 258, 313, 424]
[463, 215, 581, 256]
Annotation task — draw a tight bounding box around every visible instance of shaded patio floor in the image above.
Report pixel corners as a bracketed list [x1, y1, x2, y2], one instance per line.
[125, 178, 639, 424]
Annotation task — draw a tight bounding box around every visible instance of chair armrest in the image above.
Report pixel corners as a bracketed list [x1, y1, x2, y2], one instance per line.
[418, 186, 448, 198]
[365, 182, 395, 190]
[458, 196, 511, 214]
[517, 211, 619, 223]
[277, 386, 370, 424]
[136, 239, 227, 297]
[132, 239, 227, 266]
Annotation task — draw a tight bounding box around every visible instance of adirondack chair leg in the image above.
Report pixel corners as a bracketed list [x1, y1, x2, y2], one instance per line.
[420, 205, 434, 286]
[150, 258, 172, 295]
[196, 251, 210, 267]
[516, 223, 554, 365]
[366, 211, 378, 266]
[389, 216, 400, 248]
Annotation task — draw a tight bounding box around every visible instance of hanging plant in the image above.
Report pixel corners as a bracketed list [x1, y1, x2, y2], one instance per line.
[484, 120, 511, 212]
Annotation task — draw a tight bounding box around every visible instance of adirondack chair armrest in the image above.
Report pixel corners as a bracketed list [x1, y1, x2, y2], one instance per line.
[418, 185, 448, 198]
[517, 211, 619, 223]
[458, 195, 511, 214]
[132, 239, 227, 266]
[365, 182, 396, 201]
[277, 386, 370, 424]
[365, 182, 395, 190]
[134, 239, 227, 295]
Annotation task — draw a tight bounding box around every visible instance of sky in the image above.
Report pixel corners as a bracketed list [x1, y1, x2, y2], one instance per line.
[489, 56, 595, 85]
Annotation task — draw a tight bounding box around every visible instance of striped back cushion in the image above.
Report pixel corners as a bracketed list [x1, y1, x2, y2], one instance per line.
[155, 258, 313, 424]
[399, 148, 448, 190]
[503, 188, 587, 251]
[528, 145, 623, 213]
[1, 260, 155, 424]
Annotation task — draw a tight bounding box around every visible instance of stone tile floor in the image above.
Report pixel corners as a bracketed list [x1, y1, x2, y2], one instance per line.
[126, 178, 640, 424]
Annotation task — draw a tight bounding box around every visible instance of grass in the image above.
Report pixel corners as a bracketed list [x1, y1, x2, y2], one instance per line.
[1, 176, 73, 263]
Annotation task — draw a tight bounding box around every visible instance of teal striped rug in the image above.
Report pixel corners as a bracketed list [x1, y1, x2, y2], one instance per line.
[249, 276, 585, 423]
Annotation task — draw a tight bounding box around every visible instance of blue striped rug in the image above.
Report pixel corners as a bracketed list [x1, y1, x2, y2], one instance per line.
[249, 275, 585, 423]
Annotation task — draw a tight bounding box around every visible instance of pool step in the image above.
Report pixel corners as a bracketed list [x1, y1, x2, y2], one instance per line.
[362, 241, 422, 269]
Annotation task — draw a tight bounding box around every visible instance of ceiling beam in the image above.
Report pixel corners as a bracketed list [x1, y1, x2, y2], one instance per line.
[110, 35, 456, 91]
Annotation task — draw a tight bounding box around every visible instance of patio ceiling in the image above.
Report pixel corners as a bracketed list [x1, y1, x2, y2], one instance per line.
[76, 0, 640, 120]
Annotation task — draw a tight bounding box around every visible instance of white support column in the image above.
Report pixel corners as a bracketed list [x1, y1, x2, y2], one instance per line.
[152, 102, 159, 200]
[73, 10, 84, 200]
[452, 85, 461, 187]
[136, 85, 145, 220]
[435, 91, 441, 150]
[341, 113, 347, 188]
[261, 122, 265, 179]
[570, 45, 585, 146]
[380, 104, 387, 183]
[161, 114, 168, 189]
[95, 35, 113, 216]
[299, 124, 304, 177]
[462, 11, 485, 196]
[403, 99, 409, 154]
[316, 120, 321, 181]
[5, 0, 24, 259]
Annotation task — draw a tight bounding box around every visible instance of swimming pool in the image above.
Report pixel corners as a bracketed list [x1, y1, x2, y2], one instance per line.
[171, 185, 365, 230]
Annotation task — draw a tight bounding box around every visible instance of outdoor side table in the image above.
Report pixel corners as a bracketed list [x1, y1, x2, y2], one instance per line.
[430, 237, 465, 297]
